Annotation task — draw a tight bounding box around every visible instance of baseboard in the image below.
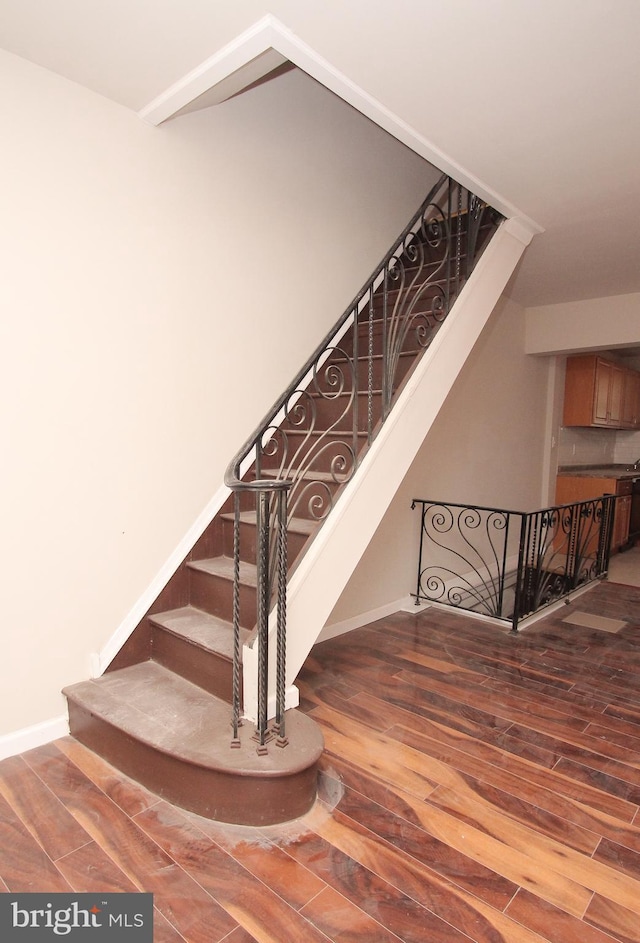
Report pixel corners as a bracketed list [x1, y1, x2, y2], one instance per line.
[0, 715, 69, 761]
[317, 597, 412, 643]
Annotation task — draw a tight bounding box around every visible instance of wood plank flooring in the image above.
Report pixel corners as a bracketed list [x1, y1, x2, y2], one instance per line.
[2, 578, 640, 942]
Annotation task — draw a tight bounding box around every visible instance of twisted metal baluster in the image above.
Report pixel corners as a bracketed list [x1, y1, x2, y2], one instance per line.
[445, 179, 453, 312]
[255, 490, 270, 753]
[512, 512, 528, 631]
[225, 175, 504, 749]
[455, 183, 463, 300]
[231, 491, 241, 747]
[368, 288, 375, 442]
[275, 487, 289, 747]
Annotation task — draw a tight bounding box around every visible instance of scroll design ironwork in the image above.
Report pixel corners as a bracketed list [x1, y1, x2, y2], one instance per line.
[412, 496, 616, 631]
[224, 175, 502, 747]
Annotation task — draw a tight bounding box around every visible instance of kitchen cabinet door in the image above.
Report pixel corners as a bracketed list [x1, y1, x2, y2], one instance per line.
[555, 475, 630, 553]
[564, 354, 637, 428]
[593, 360, 612, 424]
[623, 369, 640, 428]
[608, 364, 624, 425]
[612, 494, 632, 551]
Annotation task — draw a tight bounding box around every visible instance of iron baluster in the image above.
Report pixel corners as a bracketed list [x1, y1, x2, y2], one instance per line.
[231, 491, 242, 746]
[412, 496, 615, 631]
[275, 487, 288, 747]
[455, 183, 463, 299]
[512, 512, 528, 631]
[255, 490, 270, 752]
[444, 179, 453, 313]
[367, 287, 375, 443]
[411, 498, 426, 605]
[223, 174, 503, 748]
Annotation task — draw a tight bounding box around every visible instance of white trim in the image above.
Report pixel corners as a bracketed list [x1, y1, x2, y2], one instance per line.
[424, 580, 595, 633]
[277, 219, 530, 693]
[95, 480, 232, 673]
[139, 16, 284, 125]
[0, 715, 69, 761]
[269, 684, 299, 716]
[317, 596, 413, 643]
[138, 15, 542, 236]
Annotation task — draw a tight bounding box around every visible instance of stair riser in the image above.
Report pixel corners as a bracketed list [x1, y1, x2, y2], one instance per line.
[338, 350, 418, 389]
[152, 627, 237, 702]
[309, 392, 383, 432]
[337, 324, 427, 359]
[258, 355, 420, 476]
[369, 279, 452, 314]
[219, 516, 310, 567]
[258, 437, 364, 478]
[66, 701, 320, 825]
[270, 357, 415, 452]
[189, 568, 256, 629]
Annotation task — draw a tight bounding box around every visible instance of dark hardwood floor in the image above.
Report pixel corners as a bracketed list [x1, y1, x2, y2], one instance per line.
[2, 578, 640, 942]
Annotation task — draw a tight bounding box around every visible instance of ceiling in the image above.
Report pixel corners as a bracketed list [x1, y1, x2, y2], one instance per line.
[1, 0, 639, 309]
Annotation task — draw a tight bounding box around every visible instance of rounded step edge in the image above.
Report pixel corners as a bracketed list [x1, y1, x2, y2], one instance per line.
[64, 672, 323, 825]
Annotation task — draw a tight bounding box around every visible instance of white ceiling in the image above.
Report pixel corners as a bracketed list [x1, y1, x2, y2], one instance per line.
[1, 0, 639, 308]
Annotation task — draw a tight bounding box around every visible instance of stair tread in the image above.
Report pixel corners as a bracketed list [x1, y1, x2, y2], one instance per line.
[275, 428, 368, 439]
[187, 555, 257, 586]
[308, 389, 384, 398]
[64, 662, 321, 775]
[150, 606, 250, 657]
[330, 349, 418, 362]
[259, 468, 349, 484]
[219, 511, 316, 536]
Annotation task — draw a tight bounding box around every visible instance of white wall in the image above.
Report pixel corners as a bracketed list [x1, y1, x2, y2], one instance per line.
[0, 51, 438, 743]
[525, 292, 640, 355]
[324, 294, 550, 628]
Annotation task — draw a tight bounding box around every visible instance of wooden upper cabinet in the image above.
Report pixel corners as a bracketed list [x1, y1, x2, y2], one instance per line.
[623, 368, 640, 427]
[563, 354, 639, 428]
[608, 363, 624, 425]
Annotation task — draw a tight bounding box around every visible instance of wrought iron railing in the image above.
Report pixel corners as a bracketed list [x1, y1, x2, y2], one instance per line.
[411, 496, 617, 631]
[224, 175, 503, 747]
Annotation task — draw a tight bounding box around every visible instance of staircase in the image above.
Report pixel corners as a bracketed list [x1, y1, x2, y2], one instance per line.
[63, 175, 509, 825]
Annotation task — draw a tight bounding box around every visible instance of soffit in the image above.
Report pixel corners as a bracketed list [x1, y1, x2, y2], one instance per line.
[1, 0, 639, 308]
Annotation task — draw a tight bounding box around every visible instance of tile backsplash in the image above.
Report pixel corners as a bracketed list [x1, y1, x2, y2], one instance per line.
[615, 431, 640, 464]
[559, 426, 640, 466]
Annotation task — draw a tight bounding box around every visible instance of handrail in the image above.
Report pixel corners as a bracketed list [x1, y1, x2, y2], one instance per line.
[411, 496, 617, 631]
[224, 172, 445, 489]
[224, 175, 502, 748]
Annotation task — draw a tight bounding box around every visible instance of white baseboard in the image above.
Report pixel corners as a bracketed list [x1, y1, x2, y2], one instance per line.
[317, 596, 412, 643]
[0, 715, 69, 761]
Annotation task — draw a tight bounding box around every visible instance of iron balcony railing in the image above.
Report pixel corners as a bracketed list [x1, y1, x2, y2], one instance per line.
[411, 495, 617, 631]
[224, 174, 503, 748]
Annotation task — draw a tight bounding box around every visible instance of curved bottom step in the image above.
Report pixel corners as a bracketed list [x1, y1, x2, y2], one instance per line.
[64, 662, 323, 826]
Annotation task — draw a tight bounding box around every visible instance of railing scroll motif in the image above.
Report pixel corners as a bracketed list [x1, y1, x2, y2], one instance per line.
[224, 175, 503, 748]
[412, 496, 616, 631]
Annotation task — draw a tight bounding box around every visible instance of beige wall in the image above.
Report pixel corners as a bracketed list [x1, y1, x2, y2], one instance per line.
[326, 294, 551, 627]
[526, 293, 640, 482]
[0, 51, 438, 742]
[525, 292, 640, 355]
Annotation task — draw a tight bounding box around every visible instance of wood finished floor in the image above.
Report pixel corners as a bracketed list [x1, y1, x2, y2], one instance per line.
[2, 579, 640, 942]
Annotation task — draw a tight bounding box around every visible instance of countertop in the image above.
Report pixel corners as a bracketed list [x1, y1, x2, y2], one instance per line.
[558, 464, 640, 480]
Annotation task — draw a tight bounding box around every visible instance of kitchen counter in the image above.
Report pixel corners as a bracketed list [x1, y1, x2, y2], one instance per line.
[556, 466, 639, 551]
[558, 464, 640, 480]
